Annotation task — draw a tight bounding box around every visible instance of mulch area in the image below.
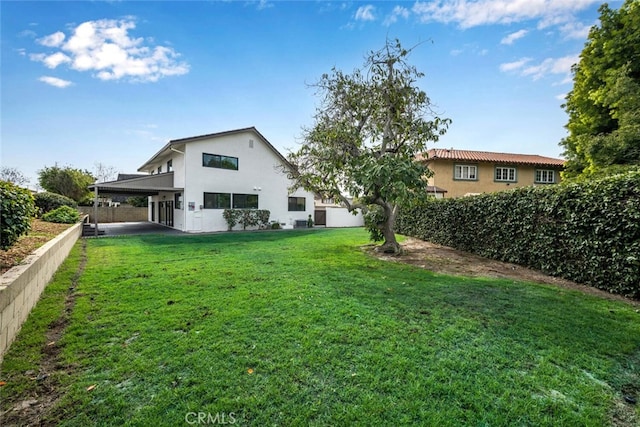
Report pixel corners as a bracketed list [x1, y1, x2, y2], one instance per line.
[0, 220, 73, 275]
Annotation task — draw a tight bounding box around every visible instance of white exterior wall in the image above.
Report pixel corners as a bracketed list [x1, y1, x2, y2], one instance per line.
[138, 130, 310, 232]
[325, 207, 364, 228]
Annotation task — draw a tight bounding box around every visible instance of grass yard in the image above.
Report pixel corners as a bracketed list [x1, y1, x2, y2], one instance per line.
[1, 228, 639, 426]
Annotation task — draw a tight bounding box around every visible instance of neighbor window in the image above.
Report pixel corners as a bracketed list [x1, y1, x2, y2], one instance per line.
[204, 192, 231, 209]
[174, 192, 182, 209]
[202, 153, 238, 170]
[495, 167, 517, 182]
[288, 197, 306, 211]
[233, 194, 258, 209]
[454, 164, 477, 180]
[167, 159, 173, 172]
[535, 169, 555, 184]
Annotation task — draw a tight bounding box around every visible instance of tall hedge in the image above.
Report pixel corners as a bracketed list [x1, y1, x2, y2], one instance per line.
[396, 171, 640, 298]
[34, 191, 77, 214]
[0, 181, 36, 250]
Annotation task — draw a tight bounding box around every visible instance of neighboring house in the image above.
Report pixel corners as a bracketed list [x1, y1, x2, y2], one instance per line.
[91, 127, 315, 232]
[417, 148, 565, 198]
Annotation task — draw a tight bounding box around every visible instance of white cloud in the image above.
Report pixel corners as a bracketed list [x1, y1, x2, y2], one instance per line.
[28, 18, 189, 83]
[412, 0, 600, 29]
[502, 54, 578, 80]
[555, 93, 567, 101]
[383, 6, 410, 26]
[37, 31, 65, 47]
[501, 29, 528, 45]
[355, 5, 376, 21]
[559, 20, 593, 39]
[39, 76, 73, 88]
[499, 57, 531, 72]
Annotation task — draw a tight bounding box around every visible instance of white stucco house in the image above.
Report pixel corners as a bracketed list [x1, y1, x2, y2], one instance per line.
[91, 127, 315, 232]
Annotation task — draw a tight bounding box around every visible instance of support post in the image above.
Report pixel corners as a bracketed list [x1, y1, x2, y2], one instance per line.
[94, 185, 98, 237]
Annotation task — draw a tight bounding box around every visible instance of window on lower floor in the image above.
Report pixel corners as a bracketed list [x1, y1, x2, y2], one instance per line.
[535, 169, 555, 183]
[495, 167, 517, 182]
[204, 192, 231, 209]
[233, 193, 258, 209]
[454, 164, 477, 180]
[288, 197, 306, 211]
[174, 192, 183, 209]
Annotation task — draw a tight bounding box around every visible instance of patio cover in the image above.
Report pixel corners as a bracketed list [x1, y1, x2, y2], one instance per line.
[88, 172, 183, 196]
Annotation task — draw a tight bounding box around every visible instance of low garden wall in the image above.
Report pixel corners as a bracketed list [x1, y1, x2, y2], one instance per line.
[0, 221, 83, 363]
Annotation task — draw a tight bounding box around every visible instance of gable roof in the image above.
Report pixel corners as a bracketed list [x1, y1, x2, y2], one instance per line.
[418, 148, 565, 168]
[137, 126, 293, 172]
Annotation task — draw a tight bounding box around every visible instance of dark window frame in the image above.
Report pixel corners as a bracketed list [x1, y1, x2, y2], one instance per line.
[202, 153, 239, 171]
[232, 193, 258, 209]
[288, 196, 306, 211]
[203, 192, 231, 209]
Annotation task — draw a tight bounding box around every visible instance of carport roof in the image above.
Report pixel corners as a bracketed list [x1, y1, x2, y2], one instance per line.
[88, 172, 182, 196]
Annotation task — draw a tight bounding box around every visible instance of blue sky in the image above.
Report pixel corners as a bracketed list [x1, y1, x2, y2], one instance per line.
[1, 0, 618, 186]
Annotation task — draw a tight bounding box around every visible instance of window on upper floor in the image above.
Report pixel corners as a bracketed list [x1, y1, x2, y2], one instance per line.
[454, 164, 477, 180]
[203, 153, 238, 171]
[535, 169, 555, 184]
[288, 197, 306, 211]
[204, 192, 231, 209]
[495, 167, 517, 182]
[157, 165, 162, 174]
[167, 159, 173, 172]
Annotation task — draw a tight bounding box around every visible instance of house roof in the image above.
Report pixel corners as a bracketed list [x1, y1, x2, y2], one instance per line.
[418, 148, 565, 168]
[137, 126, 293, 172]
[426, 185, 447, 194]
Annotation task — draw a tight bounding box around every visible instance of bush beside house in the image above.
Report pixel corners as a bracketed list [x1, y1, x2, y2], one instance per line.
[0, 181, 36, 250]
[396, 171, 640, 298]
[42, 205, 80, 224]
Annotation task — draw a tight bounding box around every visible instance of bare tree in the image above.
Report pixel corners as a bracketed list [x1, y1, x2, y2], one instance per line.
[0, 166, 30, 186]
[93, 162, 119, 183]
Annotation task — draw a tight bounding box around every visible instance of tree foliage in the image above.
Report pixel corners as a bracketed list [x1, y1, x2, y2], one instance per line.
[561, 0, 640, 178]
[34, 191, 78, 215]
[287, 39, 450, 253]
[0, 180, 36, 249]
[38, 165, 95, 204]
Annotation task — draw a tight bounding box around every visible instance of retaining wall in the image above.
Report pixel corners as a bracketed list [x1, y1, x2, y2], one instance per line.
[0, 222, 82, 363]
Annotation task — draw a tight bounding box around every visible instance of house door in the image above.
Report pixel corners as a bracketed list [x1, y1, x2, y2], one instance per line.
[159, 201, 174, 227]
[314, 210, 326, 226]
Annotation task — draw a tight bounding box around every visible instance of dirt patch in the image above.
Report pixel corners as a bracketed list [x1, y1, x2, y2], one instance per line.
[1, 220, 73, 275]
[369, 237, 639, 307]
[1, 240, 87, 426]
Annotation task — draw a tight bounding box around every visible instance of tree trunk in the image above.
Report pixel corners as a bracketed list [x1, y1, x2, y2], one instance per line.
[378, 203, 401, 254]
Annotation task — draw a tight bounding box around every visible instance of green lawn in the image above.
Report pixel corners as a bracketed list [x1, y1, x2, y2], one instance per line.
[1, 228, 639, 426]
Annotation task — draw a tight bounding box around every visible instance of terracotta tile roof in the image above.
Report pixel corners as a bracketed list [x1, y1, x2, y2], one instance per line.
[418, 148, 565, 168]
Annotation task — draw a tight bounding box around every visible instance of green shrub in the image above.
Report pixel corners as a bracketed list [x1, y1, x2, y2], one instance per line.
[223, 209, 271, 231]
[34, 191, 77, 214]
[0, 181, 36, 249]
[363, 206, 385, 242]
[42, 205, 80, 224]
[396, 171, 640, 299]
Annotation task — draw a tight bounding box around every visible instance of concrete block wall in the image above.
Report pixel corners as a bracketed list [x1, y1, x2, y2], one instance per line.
[0, 222, 82, 364]
[81, 206, 148, 223]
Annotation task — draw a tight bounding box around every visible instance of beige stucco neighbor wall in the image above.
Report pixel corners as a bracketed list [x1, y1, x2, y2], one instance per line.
[83, 207, 148, 223]
[0, 222, 82, 364]
[427, 160, 562, 198]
